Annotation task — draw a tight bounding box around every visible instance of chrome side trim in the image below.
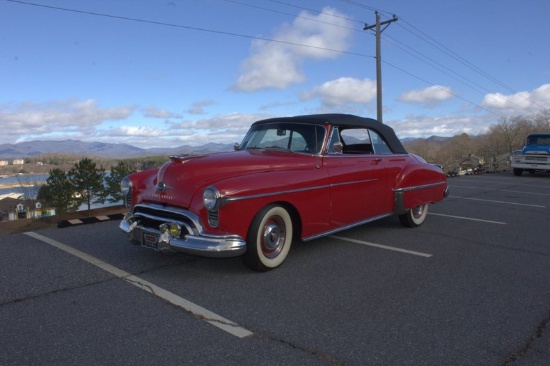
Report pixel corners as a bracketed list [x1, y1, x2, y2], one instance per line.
[393, 181, 447, 193]
[223, 184, 330, 203]
[323, 153, 410, 159]
[302, 213, 393, 242]
[223, 179, 379, 203]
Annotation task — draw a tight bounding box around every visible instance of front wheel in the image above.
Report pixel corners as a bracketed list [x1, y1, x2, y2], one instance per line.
[513, 168, 523, 176]
[399, 204, 428, 228]
[243, 204, 293, 272]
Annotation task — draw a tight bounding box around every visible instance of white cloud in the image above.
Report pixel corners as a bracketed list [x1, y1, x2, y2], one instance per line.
[0, 99, 135, 144]
[481, 83, 550, 115]
[389, 114, 491, 138]
[301, 77, 377, 107]
[189, 112, 269, 130]
[142, 106, 181, 119]
[115, 126, 169, 137]
[187, 99, 215, 115]
[233, 7, 353, 92]
[398, 85, 455, 106]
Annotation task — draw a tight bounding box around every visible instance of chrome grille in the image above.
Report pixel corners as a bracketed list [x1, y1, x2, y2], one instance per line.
[208, 210, 219, 228]
[525, 156, 548, 162]
[132, 204, 200, 235]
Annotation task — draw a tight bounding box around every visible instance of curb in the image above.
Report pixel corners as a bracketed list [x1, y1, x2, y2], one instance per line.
[57, 213, 124, 228]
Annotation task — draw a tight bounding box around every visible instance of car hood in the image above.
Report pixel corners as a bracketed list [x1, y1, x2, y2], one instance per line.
[523, 145, 550, 154]
[137, 149, 318, 207]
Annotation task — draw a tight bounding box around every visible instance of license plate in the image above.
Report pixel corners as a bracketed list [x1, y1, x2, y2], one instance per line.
[141, 231, 159, 251]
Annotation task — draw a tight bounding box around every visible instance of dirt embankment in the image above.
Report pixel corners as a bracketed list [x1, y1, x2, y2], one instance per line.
[0, 206, 127, 236]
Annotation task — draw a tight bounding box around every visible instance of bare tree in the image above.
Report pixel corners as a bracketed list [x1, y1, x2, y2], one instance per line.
[488, 116, 530, 156]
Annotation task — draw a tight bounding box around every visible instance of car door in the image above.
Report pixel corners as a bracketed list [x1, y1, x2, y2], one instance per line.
[322, 127, 392, 228]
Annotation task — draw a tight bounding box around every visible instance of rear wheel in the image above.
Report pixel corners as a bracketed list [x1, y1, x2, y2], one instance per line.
[399, 204, 428, 228]
[243, 204, 293, 271]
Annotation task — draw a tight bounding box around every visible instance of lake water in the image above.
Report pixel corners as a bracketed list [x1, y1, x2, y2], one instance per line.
[0, 174, 119, 211]
[0, 174, 47, 196]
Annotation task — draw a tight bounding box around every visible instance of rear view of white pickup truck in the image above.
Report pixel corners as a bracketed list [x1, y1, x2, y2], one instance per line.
[511, 133, 550, 176]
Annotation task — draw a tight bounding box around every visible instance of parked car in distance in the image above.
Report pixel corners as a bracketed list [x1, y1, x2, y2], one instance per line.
[120, 114, 449, 271]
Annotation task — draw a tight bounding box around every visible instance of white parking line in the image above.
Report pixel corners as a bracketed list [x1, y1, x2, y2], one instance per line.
[429, 212, 506, 225]
[330, 235, 432, 258]
[449, 195, 546, 208]
[450, 185, 550, 196]
[23, 232, 253, 339]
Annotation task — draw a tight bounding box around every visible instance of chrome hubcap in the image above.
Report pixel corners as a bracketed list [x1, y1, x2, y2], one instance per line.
[412, 205, 424, 219]
[262, 218, 286, 258]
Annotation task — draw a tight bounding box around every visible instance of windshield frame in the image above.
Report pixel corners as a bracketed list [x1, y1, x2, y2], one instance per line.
[240, 122, 327, 155]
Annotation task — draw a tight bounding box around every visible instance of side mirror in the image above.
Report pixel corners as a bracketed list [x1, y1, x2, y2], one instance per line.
[234, 143, 241, 151]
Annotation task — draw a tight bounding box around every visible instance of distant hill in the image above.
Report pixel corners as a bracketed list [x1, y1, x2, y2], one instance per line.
[401, 135, 450, 144]
[0, 140, 235, 159]
[0, 136, 451, 160]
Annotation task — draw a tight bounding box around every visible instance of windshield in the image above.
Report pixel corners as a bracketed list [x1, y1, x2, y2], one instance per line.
[526, 135, 550, 146]
[240, 122, 326, 154]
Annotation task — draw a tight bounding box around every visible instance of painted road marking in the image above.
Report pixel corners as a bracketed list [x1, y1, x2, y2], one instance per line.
[449, 195, 546, 208]
[450, 185, 550, 197]
[23, 232, 253, 339]
[428, 212, 506, 225]
[330, 235, 432, 258]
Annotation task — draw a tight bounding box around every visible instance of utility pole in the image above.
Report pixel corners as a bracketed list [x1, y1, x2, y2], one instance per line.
[364, 12, 398, 123]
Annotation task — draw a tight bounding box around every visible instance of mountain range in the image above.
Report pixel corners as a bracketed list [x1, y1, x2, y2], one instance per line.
[0, 140, 235, 159]
[0, 136, 448, 160]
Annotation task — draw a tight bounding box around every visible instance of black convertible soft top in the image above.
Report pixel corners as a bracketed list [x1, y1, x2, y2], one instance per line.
[253, 113, 407, 154]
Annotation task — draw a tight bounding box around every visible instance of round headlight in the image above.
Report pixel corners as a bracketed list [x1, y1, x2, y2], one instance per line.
[203, 186, 220, 211]
[121, 176, 133, 195]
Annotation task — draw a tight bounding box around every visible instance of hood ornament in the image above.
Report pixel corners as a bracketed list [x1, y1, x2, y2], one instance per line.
[156, 181, 172, 193]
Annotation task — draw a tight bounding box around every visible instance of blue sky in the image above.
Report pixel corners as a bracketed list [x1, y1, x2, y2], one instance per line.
[1, 0, 549, 148]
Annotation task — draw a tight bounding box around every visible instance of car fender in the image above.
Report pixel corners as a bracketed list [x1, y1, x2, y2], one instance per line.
[189, 167, 332, 240]
[393, 162, 447, 214]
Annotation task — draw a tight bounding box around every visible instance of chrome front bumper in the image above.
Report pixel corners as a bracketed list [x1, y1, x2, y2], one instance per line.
[119, 205, 246, 258]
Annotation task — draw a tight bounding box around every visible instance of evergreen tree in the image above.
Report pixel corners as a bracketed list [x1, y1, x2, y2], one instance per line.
[67, 158, 106, 216]
[105, 161, 135, 204]
[40, 168, 79, 222]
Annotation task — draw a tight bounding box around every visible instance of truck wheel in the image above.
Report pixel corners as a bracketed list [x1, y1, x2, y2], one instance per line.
[243, 204, 293, 271]
[399, 204, 428, 228]
[513, 168, 523, 176]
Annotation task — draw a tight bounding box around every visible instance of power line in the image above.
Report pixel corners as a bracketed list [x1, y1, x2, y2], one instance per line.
[266, 0, 364, 25]
[395, 17, 519, 95]
[382, 59, 504, 118]
[336, 0, 545, 115]
[6, 0, 541, 119]
[220, 0, 359, 32]
[5, 0, 372, 59]
[380, 34, 537, 116]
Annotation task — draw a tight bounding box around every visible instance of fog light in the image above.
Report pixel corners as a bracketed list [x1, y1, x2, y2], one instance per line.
[169, 223, 181, 237]
[160, 223, 182, 238]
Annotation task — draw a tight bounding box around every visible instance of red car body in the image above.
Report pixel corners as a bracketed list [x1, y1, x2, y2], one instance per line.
[120, 114, 448, 271]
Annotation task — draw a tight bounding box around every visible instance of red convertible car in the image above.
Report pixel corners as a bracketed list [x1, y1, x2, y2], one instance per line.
[120, 114, 448, 271]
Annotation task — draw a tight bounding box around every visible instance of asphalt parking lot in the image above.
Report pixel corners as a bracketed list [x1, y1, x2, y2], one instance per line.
[1, 173, 549, 365]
